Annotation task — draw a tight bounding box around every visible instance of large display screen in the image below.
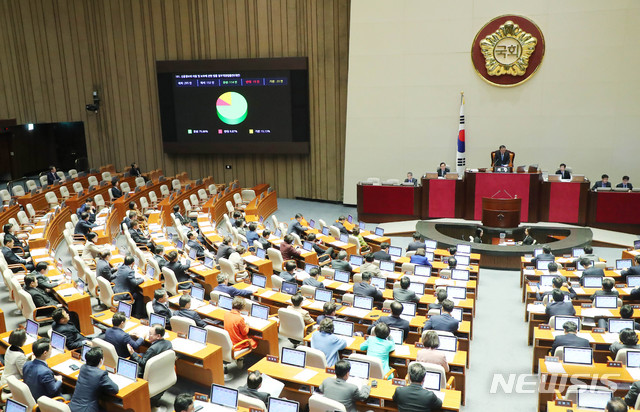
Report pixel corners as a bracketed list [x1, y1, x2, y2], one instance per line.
[157, 58, 309, 154]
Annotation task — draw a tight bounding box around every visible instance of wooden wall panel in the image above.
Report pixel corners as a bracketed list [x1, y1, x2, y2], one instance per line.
[0, 0, 350, 201]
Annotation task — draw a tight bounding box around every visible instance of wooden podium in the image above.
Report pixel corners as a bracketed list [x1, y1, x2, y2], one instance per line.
[482, 197, 522, 228]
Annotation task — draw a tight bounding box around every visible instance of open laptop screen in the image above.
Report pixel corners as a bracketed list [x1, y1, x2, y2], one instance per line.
[451, 269, 469, 281]
[347, 215, 353, 223]
[315, 288, 333, 302]
[191, 285, 205, 301]
[117, 357, 138, 380]
[628, 351, 640, 368]
[349, 255, 364, 267]
[572, 248, 584, 258]
[51, 331, 66, 352]
[582, 276, 603, 288]
[347, 359, 370, 379]
[594, 295, 617, 309]
[379, 260, 395, 272]
[203, 256, 214, 269]
[576, 388, 612, 410]
[81, 344, 92, 362]
[437, 335, 457, 352]
[388, 246, 402, 257]
[5, 399, 27, 412]
[456, 244, 471, 255]
[354, 295, 374, 311]
[359, 221, 365, 230]
[408, 282, 424, 296]
[629, 276, 640, 288]
[340, 234, 349, 243]
[389, 327, 404, 345]
[117, 301, 132, 319]
[281, 281, 298, 295]
[188, 325, 207, 344]
[251, 303, 270, 320]
[450, 307, 463, 322]
[256, 248, 266, 259]
[189, 248, 197, 259]
[608, 319, 634, 334]
[333, 320, 354, 337]
[374, 227, 384, 236]
[414, 265, 430, 277]
[210, 384, 239, 409]
[281, 347, 306, 368]
[446, 286, 466, 300]
[268, 398, 299, 412]
[334, 270, 350, 283]
[456, 254, 470, 267]
[218, 295, 233, 310]
[176, 240, 183, 249]
[302, 241, 313, 251]
[308, 219, 315, 228]
[554, 316, 580, 331]
[146, 265, 155, 279]
[536, 260, 552, 271]
[401, 302, 417, 317]
[422, 371, 441, 391]
[252, 273, 267, 288]
[371, 276, 386, 290]
[563, 347, 593, 365]
[617, 259, 633, 270]
[539, 275, 556, 288]
[635, 240, 640, 250]
[305, 263, 319, 273]
[25, 319, 39, 337]
[425, 240, 437, 250]
[321, 227, 330, 236]
[149, 313, 167, 328]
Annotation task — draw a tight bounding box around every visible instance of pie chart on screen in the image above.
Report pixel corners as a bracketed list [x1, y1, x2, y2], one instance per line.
[216, 92, 248, 125]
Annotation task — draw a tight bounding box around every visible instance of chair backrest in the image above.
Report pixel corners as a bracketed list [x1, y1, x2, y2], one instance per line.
[87, 176, 99, 187]
[225, 200, 234, 214]
[318, 219, 327, 230]
[139, 197, 149, 210]
[45, 191, 59, 207]
[73, 182, 84, 194]
[208, 184, 217, 196]
[56, 171, 66, 181]
[120, 182, 131, 193]
[6, 376, 37, 410]
[12, 185, 25, 197]
[238, 393, 267, 411]
[2, 269, 16, 300]
[17, 210, 30, 225]
[300, 284, 316, 297]
[594, 261, 606, 269]
[205, 325, 234, 362]
[37, 395, 72, 412]
[92, 338, 119, 369]
[161, 267, 179, 295]
[219, 258, 237, 279]
[101, 172, 112, 182]
[197, 188, 208, 202]
[241, 189, 256, 203]
[135, 177, 145, 188]
[309, 394, 347, 412]
[297, 346, 328, 369]
[17, 290, 37, 320]
[160, 185, 170, 197]
[39, 175, 48, 186]
[94, 194, 105, 208]
[267, 248, 284, 271]
[278, 308, 306, 341]
[271, 215, 280, 230]
[329, 226, 341, 239]
[182, 199, 192, 212]
[271, 275, 284, 291]
[170, 316, 196, 335]
[59, 186, 70, 199]
[190, 194, 199, 207]
[68, 169, 78, 179]
[97, 277, 114, 308]
[70, 213, 79, 226]
[148, 191, 158, 204]
[401, 262, 416, 273]
[321, 267, 335, 279]
[25, 180, 37, 192]
[172, 179, 181, 191]
[348, 353, 386, 379]
[615, 348, 640, 365]
[143, 350, 177, 397]
[233, 192, 243, 206]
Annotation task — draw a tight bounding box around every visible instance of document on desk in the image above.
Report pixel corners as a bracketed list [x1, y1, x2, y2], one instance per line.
[293, 369, 318, 382]
[576, 332, 596, 342]
[523, 269, 535, 276]
[581, 308, 612, 318]
[171, 338, 206, 354]
[341, 307, 370, 318]
[295, 271, 310, 281]
[321, 279, 335, 287]
[441, 351, 456, 363]
[30, 233, 44, 239]
[30, 248, 49, 257]
[341, 336, 356, 347]
[57, 287, 81, 297]
[244, 285, 260, 293]
[260, 374, 285, 398]
[52, 358, 83, 375]
[346, 376, 368, 390]
[527, 304, 546, 314]
[108, 373, 137, 390]
[244, 255, 262, 264]
[433, 391, 445, 401]
[245, 317, 271, 330]
[434, 279, 455, 287]
[331, 241, 348, 247]
[364, 234, 383, 240]
[602, 333, 619, 344]
[544, 360, 566, 374]
[622, 287, 635, 294]
[260, 290, 278, 298]
[307, 301, 326, 311]
[336, 283, 351, 291]
[198, 304, 217, 315]
[572, 287, 585, 295]
[628, 368, 640, 381]
[393, 345, 410, 356]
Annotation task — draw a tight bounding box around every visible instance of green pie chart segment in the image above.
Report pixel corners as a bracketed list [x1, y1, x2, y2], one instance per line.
[216, 92, 248, 125]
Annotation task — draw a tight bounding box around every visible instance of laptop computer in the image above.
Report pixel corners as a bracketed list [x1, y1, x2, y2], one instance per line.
[536, 260, 552, 271]
[305, 263, 319, 274]
[635, 240, 640, 250]
[268, 398, 299, 412]
[371, 276, 386, 290]
[218, 295, 233, 310]
[582, 276, 603, 288]
[117, 301, 132, 318]
[422, 370, 442, 391]
[594, 295, 618, 309]
[349, 255, 364, 267]
[315, 288, 333, 302]
[347, 215, 353, 223]
[203, 256, 215, 269]
[308, 219, 315, 228]
[425, 251, 434, 262]
[425, 239, 437, 250]
[256, 248, 266, 259]
[563, 346, 593, 365]
[241, 241, 248, 249]
[251, 303, 270, 320]
[321, 227, 330, 236]
[616, 259, 633, 270]
[333, 320, 355, 339]
[116, 357, 138, 382]
[374, 227, 384, 236]
[347, 359, 370, 380]
[437, 335, 457, 352]
[281, 347, 306, 368]
[176, 240, 183, 249]
[334, 270, 350, 283]
[608, 318, 634, 334]
[76, 279, 85, 294]
[340, 234, 349, 243]
[628, 276, 640, 288]
[354, 295, 374, 311]
[401, 302, 417, 318]
[149, 312, 167, 328]
[456, 254, 470, 267]
[451, 269, 469, 281]
[554, 316, 581, 331]
[26, 319, 39, 339]
[145, 265, 155, 279]
[627, 351, 640, 368]
[539, 275, 556, 288]
[533, 248, 543, 257]
[302, 241, 313, 252]
[408, 282, 424, 296]
[450, 307, 463, 322]
[80, 344, 92, 362]
[252, 273, 267, 288]
[388, 246, 402, 257]
[446, 286, 466, 300]
[5, 399, 27, 412]
[576, 388, 611, 410]
[281, 281, 298, 295]
[50, 330, 66, 354]
[275, 228, 282, 238]
[188, 248, 197, 259]
[191, 284, 206, 303]
[456, 244, 471, 255]
[389, 327, 404, 345]
[358, 221, 365, 230]
[413, 265, 430, 277]
[187, 325, 207, 344]
[379, 260, 395, 273]
[572, 248, 584, 258]
[210, 383, 239, 411]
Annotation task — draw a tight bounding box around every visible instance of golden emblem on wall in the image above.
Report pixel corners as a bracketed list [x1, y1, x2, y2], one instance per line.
[479, 20, 537, 77]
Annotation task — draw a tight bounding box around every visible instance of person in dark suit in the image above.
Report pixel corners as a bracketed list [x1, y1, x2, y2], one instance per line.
[174, 394, 194, 412]
[3, 222, 29, 253]
[590, 277, 619, 301]
[96, 251, 117, 281]
[536, 275, 577, 302]
[428, 289, 448, 311]
[580, 258, 605, 286]
[186, 231, 205, 258]
[404, 172, 418, 185]
[246, 222, 260, 245]
[129, 221, 152, 249]
[367, 301, 410, 341]
[372, 242, 392, 262]
[104, 312, 144, 357]
[592, 174, 612, 190]
[129, 162, 142, 177]
[46, 166, 61, 186]
[23, 275, 58, 314]
[257, 229, 272, 250]
[576, 246, 600, 263]
[423, 299, 459, 333]
[127, 323, 172, 380]
[278, 260, 298, 283]
[75, 212, 97, 238]
[409, 248, 431, 267]
[617, 176, 633, 190]
[214, 273, 253, 297]
[610, 328, 640, 356]
[392, 362, 443, 412]
[151, 289, 172, 322]
[626, 381, 640, 407]
[109, 178, 123, 200]
[331, 250, 353, 272]
[533, 245, 555, 267]
[3, 237, 34, 272]
[113, 255, 145, 318]
[152, 245, 168, 271]
[238, 371, 271, 406]
[549, 320, 590, 355]
[393, 276, 420, 304]
[52, 308, 88, 350]
[287, 213, 308, 237]
[31, 262, 58, 296]
[23, 338, 67, 400]
[407, 233, 424, 252]
[69, 346, 119, 412]
[173, 294, 206, 327]
[437, 162, 450, 178]
[122, 211, 135, 230]
[545, 289, 576, 317]
[216, 236, 234, 261]
[318, 359, 371, 412]
[556, 163, 571, 179]
[491, 145, 514, 167]
[165, 250, 193, 291]
[302, 267, 325, 289]
[472, 227, 483, 243]
[316, 301, 338, 324]
[305, 233, 335, 262]
[353, 272, 383, 302]
[76, 198, 96, 223]
[521, 227, 535, 245]
[172, 205, 190, 228]
[334, 216, 350, 236]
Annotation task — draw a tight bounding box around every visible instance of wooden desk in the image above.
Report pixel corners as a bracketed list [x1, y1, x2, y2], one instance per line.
[202, 187, 241, 228]
[245, 187, 277, 220]
[16, 173, 99, 212]
[545, 401, 640, 412]
[357, 184, 422, 223]
[421, 177, 465, 219]
[248, 357, 462, 411]
[91, 310, 225, 387]
[53, 282, 94, 335]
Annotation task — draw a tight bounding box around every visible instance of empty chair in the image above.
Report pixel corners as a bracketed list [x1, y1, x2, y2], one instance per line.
[148, 190, 158, 205]
[92, 338, 119, 369]
[120, 182, 131, 193]
[225, 200, 234, 215]
[208, 184, 217, 196]
[25, 180, 38, 192]
[233, 192, 244, 207]
[197, 188, 208, 202]
[38, 395, 72, 412]
[6, 376, 37, 411]
[172, 179, 181, 191]
[25, 203, 42, 220]
[189, 194, 201, 210]
[87, 175, 99, 187]
[73, 182, 84, 194]
[56, 171, 66, 181]
[139, 197, 151, 214]
[241, 189, 256, 204]
[309, 394, 347, 412]
[170, 316, 196, 335]
[11, 185, 25, 197]
[101, 171, 112, 182]
[160, 184, 170, 197]
[183, 199, 197, 218]
[59, 186, 70, 199]
[94, 194, 106, 211]
[317, 219, 327, 230]
[271, 275, 284, 291]
[135, 177, 145, 188]
[329, 226, 341, 239]
[144, 350, 177, 399]
[68, 169, 78, 179]
[39, 175, 48, 187]
[297, 346, 328, 369]
[0, 189, 11, 205]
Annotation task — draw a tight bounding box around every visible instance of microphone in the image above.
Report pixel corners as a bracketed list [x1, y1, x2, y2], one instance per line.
[491, 190, 503, 198]
[502, 190, 514, 199]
